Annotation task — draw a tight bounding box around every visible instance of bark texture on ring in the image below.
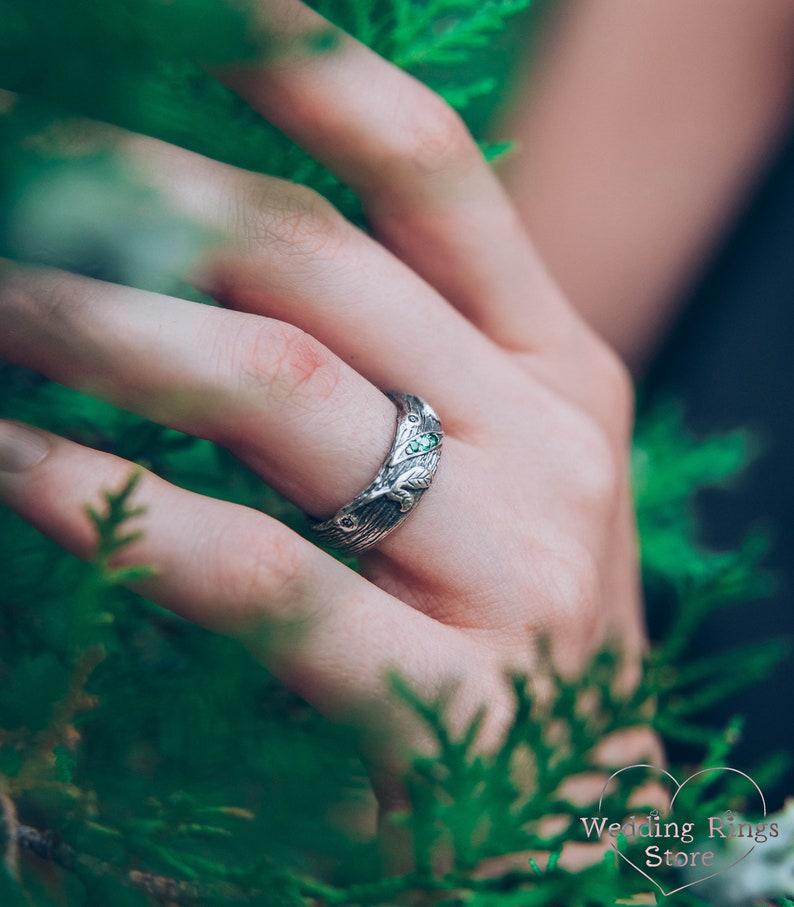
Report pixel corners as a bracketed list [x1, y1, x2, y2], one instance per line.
[308, 393, 443, 554]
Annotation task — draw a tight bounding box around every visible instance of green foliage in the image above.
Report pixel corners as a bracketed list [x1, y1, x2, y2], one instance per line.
[386, 0, 532, 68]
[0, 0, 789, 905]
[632, 404, 786, 749]
[310, 0, 530, 69]
[85, 473, 154, 586]
[634, 402, 766, 596]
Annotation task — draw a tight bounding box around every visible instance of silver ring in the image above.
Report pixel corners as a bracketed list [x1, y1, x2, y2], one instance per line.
[309, 393, 443, 554]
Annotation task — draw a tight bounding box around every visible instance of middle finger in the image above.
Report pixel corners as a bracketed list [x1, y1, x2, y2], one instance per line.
[118, 132, 508, 419]
[0, 262, 401, 520]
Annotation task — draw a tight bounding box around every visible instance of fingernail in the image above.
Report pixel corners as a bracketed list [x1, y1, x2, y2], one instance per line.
[0, 421, 50, 472]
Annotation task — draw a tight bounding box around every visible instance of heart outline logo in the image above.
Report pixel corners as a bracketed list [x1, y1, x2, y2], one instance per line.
[597, 764, 767, 897]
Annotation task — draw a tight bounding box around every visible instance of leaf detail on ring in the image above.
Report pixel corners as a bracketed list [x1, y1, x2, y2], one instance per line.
[386, 465, 433, 512]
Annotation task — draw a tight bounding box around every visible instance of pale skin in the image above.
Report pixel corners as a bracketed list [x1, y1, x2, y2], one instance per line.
[0, 0, 653, 819]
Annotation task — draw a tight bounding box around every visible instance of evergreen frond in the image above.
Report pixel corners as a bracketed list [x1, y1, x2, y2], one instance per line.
[389, 0, 533, 69]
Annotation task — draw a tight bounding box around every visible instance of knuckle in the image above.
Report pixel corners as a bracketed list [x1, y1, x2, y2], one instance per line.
[0, 267, 33, 331]
[587, 336, 636, 436]
[542, 541, 603, 636]
[563, 410, 621, 515]
[208, 521, 307, 624]
[38, 275, 86, 329]
[238, 319, 342, 405]
[601, 349, 634, 414]
[579, 424, 620, 512]
[391, 92, 476, 177]
[0, 265, 67, 330]
[237, 177, 347, 262]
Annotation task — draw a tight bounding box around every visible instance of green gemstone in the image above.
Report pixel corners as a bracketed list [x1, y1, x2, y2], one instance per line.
[408, 440, 420, 453]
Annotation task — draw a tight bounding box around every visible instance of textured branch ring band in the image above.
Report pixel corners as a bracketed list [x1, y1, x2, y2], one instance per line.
[309, 393, 443, 554]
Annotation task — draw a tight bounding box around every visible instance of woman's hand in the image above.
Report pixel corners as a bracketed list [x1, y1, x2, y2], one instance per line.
[0, 0, 649, 805]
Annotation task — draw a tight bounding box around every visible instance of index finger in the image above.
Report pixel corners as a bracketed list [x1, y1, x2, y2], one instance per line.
[217, 0, 577, 352]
